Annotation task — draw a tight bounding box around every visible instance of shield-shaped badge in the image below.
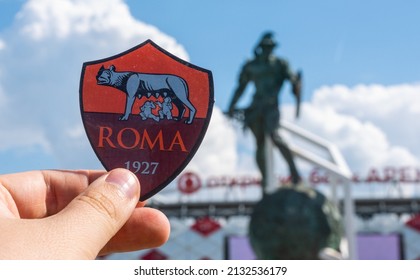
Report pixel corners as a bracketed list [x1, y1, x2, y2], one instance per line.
[80, 40, 214, 200]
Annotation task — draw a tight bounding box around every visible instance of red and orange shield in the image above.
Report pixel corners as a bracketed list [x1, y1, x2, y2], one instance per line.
[80, 40, 214, 200]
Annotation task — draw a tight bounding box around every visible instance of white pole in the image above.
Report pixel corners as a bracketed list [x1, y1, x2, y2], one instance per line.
[264, 134, 276, 194]
[330, 176, 339, 210]
[344, 181, 357, 259]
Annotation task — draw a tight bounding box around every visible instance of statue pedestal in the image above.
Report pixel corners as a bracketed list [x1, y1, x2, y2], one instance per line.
[249, 184, 342, 259]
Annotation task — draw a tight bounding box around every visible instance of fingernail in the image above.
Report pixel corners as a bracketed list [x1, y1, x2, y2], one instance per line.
[105, 169, 139, 199]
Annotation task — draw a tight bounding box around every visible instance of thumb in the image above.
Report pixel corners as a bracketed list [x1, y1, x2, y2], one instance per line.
[52, 168, 140, 259]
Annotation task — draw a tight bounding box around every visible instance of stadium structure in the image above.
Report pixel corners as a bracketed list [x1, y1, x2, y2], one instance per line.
[105, 120, 420, 260]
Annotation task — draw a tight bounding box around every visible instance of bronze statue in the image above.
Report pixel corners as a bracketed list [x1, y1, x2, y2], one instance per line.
[227, 32, 302, 191]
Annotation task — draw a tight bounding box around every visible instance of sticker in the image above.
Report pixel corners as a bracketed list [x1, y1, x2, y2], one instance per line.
[80, 40, 214, 200]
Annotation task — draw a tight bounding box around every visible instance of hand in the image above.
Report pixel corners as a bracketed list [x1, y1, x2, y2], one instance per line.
[0, 168, 170, 259]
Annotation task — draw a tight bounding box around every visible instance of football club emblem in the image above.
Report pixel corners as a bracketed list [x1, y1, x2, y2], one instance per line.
[80, 40, 214, 200]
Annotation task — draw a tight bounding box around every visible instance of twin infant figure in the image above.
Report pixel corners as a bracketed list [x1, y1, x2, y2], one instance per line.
[139, 96, 173, 122]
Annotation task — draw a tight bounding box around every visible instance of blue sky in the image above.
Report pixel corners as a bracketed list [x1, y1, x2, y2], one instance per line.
[3, 0, 419, 107]
[129, 0, 420, 107]
[0, 0, 420, 189]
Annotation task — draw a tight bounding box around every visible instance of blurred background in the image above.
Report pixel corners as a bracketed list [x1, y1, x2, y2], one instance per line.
[1, 0, 420, 259]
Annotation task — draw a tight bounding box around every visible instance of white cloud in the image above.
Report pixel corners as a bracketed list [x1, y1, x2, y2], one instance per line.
[14, 0, 188, 59]
[1, 0, 419, 185]
[312, 83, 420, 154]
[187, 107, 239, 177]
[0, 0, 192, 169]
[282, 83, 420, 175]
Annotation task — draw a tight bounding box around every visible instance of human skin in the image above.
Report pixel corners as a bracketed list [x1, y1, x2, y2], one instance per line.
[0, 168, 170, 259]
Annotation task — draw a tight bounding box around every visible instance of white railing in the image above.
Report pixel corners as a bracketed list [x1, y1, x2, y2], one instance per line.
[277, 119, 357, 259]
